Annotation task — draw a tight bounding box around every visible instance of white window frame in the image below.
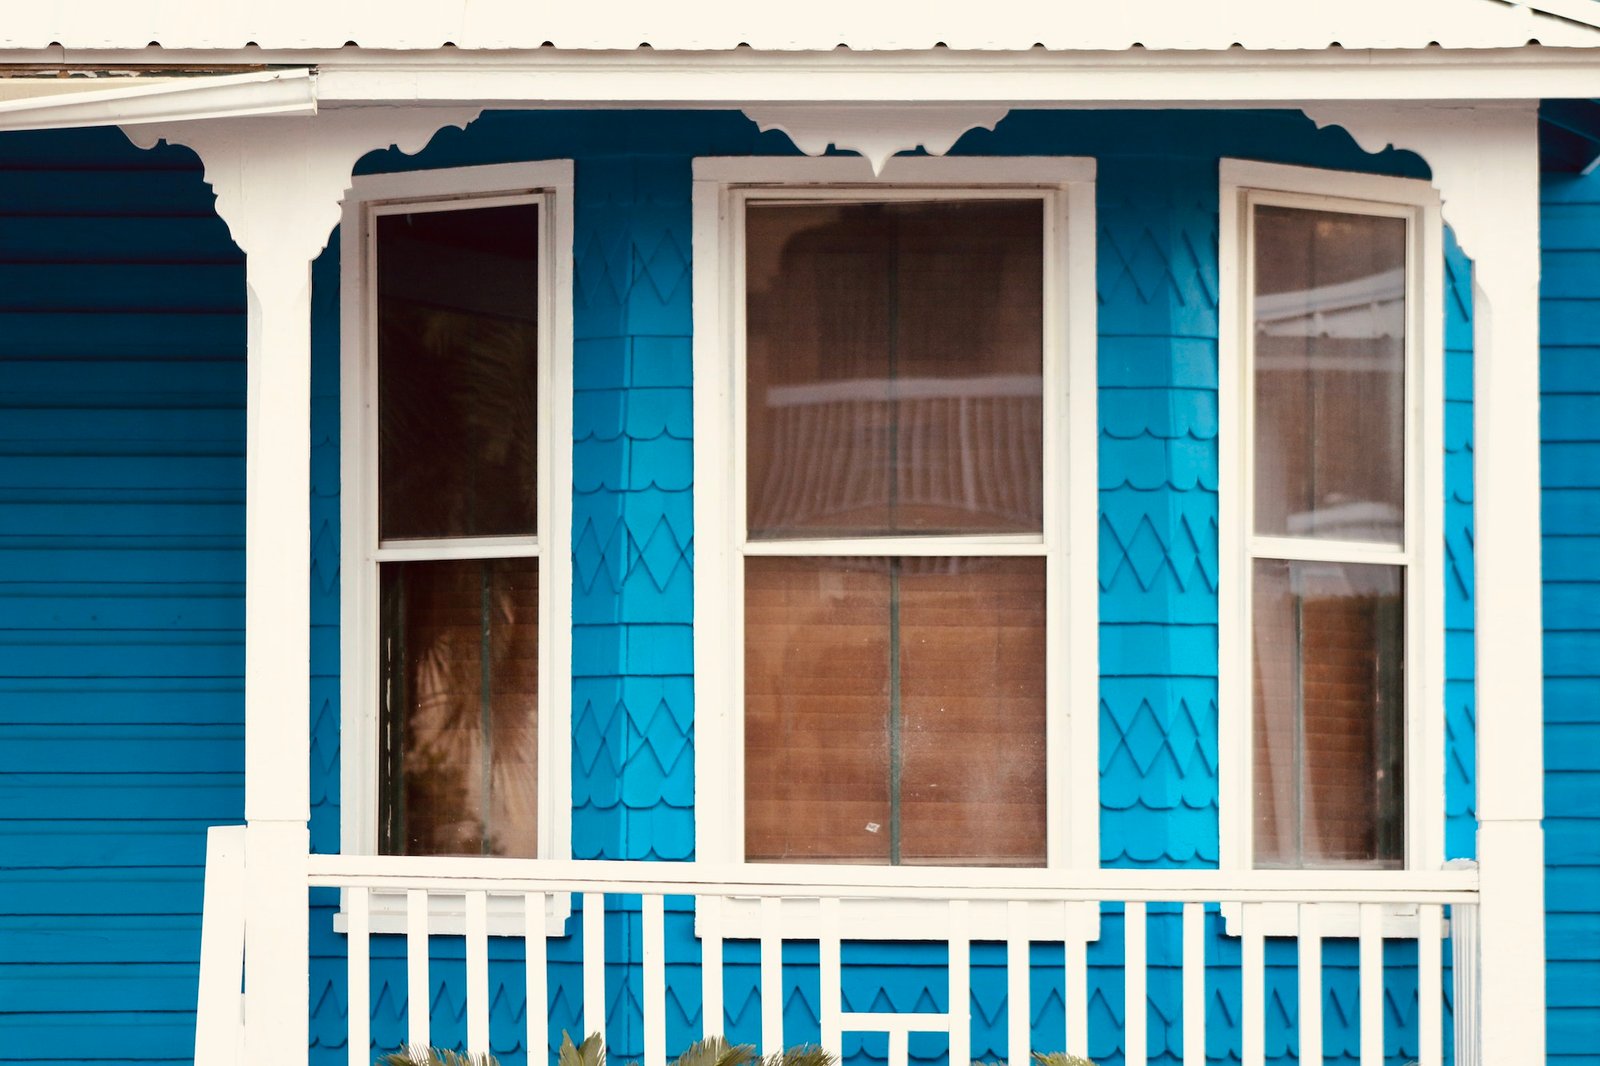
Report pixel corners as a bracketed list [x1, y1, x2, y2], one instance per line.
[1217, 159, 1446, 930]
[338, 161, 575, 933]
[692, 155, 1099, 938]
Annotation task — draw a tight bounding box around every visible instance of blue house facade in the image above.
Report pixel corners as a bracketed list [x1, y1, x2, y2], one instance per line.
[0, 7, 1594, 1066]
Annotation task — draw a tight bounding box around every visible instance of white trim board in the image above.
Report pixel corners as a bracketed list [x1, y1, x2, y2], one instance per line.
[338, 159, 575, 932]
[691, 155, 1099, 938]
[1216, 158, 1446, 935]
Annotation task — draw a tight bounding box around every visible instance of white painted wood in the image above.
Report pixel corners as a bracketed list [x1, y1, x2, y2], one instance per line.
[408, 889, 431, 1051]
[1359, 904, 1383, 1066]
[643, 895, 666, 1066]
[1451, 900, 1481, 1066]
[306, 853, 1480, 902]
[742, 104, 1008, 175]
[1240, 904, 1264, 1066]
[1123, 901, 1147, 1066]
[346, 887, 371, 1066]
[339, 159, 576, 882]
[466, 891, 490, 1058]
[700, 896, 725, 1039]
[691, 153, 1101, 902]
[21, 2, 1600, 54]
[195, 825, 246, 1066]
[1064, 905, 1089, 1059]
[1007, 900, 1030, 1064]
[0, 68, 314, 132]
[760, 897, 784, 1055]
[946, 901, 970, 1066]
[1181, 903, 1203, 1066]
[1416, 903, 1442, 1066]
[525, 893, 549, 1066]
[1297, 904, 1323, 1066]
[887, 1029, 909, 1066]
[819, 897, 843, 1053]
[583, 893, 606, 1046]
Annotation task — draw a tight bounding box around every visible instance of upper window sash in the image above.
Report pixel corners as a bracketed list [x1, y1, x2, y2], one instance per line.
[691, 155, 1100, 887]
[338, 160, 575, 868]
[1217, 158, 1446, 883]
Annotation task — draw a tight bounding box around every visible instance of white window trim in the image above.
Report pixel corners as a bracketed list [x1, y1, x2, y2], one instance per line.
[691, 155, 1100, 938]
[1217, 159, 1446, 934]
[338, 160, 575, 935]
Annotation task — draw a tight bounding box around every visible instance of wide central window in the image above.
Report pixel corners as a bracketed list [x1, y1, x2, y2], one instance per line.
[694, 157, 1100, 876]
[744, 198, 1047, 865]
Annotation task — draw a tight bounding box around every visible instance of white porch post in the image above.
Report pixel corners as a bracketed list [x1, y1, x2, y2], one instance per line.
[124, 107, 478, 1066]
[1306, 102, 1546, 1065]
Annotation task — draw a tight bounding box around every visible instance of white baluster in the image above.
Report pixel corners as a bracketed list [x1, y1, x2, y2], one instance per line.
[466, 891, 490, 1058]
[1359, 904, 1382, 1066]
[700, 896, 724, 1040]
[1241, 903, 1264, 1066]
[1417, 903, 1442, 1066]
[761, 897, 784, 1055]
[525, 893, 549, 1066]
[407, 889, 430, 1051]
[1297, 904, 1322, 1066]
[643, 895, 666, 1066]
[1064, 904, 1089, 1059]
[346, 887, 370, 1066]
[820, 897, 843, 1054]
[947, 901, 970, 1066]
[583, 892, 606, 1048]
[1182, 902, 1204, 1066]
[1007, 900, 1029, 1064]
[1124, 902, 1147, 1066]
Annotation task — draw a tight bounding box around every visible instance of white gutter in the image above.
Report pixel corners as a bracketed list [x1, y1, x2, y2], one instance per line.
[0, 67, 315, 132]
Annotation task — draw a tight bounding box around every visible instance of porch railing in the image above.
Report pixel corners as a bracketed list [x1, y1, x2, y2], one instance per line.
[197, 833, 1482, 1066]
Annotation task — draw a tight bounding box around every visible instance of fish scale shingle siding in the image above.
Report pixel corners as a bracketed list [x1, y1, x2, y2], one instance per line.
[1540, 161, 1600, 1066]
[0, 126, 246, 1066]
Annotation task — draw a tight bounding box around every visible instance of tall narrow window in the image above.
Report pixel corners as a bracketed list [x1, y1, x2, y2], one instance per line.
[342, 161, 573, 867]
[742, 197, 1049, 867]
[1245, 199, 1416, 869]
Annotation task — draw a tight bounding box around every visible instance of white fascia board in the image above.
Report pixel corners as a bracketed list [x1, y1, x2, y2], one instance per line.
[0, 0, 1597, 51]
[0, 68, 314, 132]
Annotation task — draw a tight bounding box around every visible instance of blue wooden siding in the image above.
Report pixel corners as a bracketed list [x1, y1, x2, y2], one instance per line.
[0, 108, 1496, 1066]
[1539, 158, 1600, 1066]
[0, 126, 246, 1066]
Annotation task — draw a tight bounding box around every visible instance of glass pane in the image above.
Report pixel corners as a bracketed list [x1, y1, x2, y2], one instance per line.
[379, 557, 538, 857]
[744, 556, 1046, 866]
[1253, 206, 1407, 545]
[378, 203, 539, 541]
[745, 200, 1044, 539]
[1252, 558, 1404, 868]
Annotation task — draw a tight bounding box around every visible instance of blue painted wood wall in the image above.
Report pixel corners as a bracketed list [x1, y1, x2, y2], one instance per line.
[0, 106, 1538, 1066]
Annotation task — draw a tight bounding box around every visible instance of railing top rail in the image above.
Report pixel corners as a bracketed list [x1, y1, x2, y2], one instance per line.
[305, 855, 1480, 904]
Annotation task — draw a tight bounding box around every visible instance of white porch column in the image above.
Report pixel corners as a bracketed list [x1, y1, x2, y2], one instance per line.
[1306, 102, 1546, 1066]
[125, 107, 478, 1066]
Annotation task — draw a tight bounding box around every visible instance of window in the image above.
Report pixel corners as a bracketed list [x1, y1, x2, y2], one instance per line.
[1219, 160, 1445, 878]
[340, 162, 574, 866]
[693, 157, 1100, 879]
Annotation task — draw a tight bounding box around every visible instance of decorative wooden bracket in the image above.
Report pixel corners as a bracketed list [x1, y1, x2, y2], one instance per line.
[743, 104, 1009, 174]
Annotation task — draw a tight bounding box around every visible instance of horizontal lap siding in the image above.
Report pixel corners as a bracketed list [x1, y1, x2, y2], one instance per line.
[0, 127, 245, 1066]
[1541, 163, 1600, 1066]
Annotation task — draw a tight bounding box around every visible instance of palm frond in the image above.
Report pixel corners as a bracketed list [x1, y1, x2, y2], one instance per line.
[376, 1044, 501, 1066]
[761, 1045, 836, 1066]
[558, 1030, 607, 1066]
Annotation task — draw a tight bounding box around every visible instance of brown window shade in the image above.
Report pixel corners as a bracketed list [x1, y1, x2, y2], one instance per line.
[744, 200, 1044, 539]
[1252, 205, 1407, 546]
[744, 556, 1046, 866]
[377, 203, 539, 541]
[379, 557, 539, 858]
[1252, 558, 1404, 868]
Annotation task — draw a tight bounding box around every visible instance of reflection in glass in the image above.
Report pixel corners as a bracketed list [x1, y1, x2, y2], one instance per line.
[379, 557, 539, 857]
[378, 204, 539, 541]
[1253, 206, 1407, 545]
[745, 200, 1044, 538]
[1252, 558, 1404, 868]
[744, 556, 1046, 866]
